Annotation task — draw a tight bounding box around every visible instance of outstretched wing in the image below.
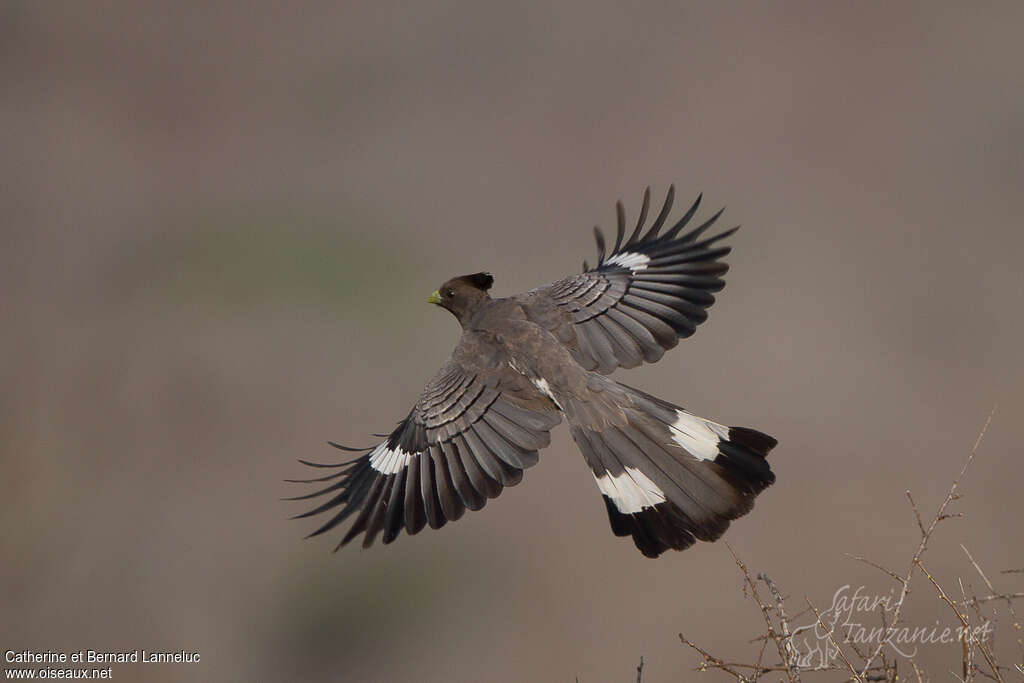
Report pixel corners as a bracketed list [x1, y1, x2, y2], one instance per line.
[517, 186, 737, 374]
[288, 332, 562, 549]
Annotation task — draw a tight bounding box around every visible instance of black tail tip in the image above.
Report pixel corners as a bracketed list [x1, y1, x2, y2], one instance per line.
[715, 427, 777, 495]
[727, 426, 778, 457]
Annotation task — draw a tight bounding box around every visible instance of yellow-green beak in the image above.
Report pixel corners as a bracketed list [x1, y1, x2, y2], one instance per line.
[427, 290, 441, 305]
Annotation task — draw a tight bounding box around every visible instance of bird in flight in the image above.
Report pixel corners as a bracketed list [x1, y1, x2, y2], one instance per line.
[288, 186, 776, 558]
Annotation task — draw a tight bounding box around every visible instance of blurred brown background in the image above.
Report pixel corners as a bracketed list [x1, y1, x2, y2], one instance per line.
[3, 2, 1023, 681]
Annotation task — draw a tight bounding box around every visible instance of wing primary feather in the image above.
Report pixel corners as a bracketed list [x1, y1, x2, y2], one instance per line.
[630, 187, 651, 246]
[283, 478, 348, 502]
[593, 226, 606, 265]
[404, 453, 427, 535]
[632, 283, 715, 307]
[432, 445, 466, 521]
[304, 501, 359, 538]
[639, 184, 675, 243]
[684, 224, 739, 250]
[300, 458, 362, 472]
[627, 288, 708, 321]
[420, 450, 445, 529]
[656, 241, 732, 264]
[634, 263, 729, 279]
[382, 470, 407, 543]
[337, 474, 386, 546]
[629, 279, 721, 297]
[302, 455, 359, 467]
[613, 200, 626, 252]
[326, 441, 374, 453]
[621, 294, 697, 335]
[285, 469, 349, 483]
[582, 260, 589, 272]
[646, 244, 734, 269]
[360, 476, 394, 548]
[661, 193, 703, 240]
[292, 487, 352, 519]
[676, 206, 725, 243]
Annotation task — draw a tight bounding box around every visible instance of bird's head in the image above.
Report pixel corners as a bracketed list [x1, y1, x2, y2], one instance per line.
[428, 272, 493, 324]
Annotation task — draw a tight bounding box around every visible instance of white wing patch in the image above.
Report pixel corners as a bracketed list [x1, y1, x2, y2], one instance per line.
[508, 360, 564, 410]
[532, 378, 563, 409]
[368, 443, 413, 474]
[668, 410, 728, 461]
[603, 251, 650, 272]
[594, 466, 666, 513]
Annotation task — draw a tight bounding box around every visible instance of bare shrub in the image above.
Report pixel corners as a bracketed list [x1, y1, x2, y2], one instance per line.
[678, 409, 1023, 682]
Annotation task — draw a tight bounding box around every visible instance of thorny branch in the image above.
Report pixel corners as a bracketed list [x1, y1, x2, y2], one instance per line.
[858, 407, 995, 679]
[677, 407, 1022, 681]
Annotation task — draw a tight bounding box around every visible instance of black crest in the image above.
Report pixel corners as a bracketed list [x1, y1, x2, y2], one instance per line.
[459, 272, 493, 291]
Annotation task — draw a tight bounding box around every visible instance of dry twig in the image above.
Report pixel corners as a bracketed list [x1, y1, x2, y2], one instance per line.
[857, 407, 996, 678]
[917, 559, 1004, 682]
[676, 408, 1014, 682]
[726, 543, 801, 683]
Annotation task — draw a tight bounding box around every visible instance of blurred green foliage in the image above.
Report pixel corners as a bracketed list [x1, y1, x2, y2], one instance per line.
[137, 201, 425, 314]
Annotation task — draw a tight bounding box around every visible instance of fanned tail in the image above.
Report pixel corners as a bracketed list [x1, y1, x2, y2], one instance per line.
[564, 378, 776, 558]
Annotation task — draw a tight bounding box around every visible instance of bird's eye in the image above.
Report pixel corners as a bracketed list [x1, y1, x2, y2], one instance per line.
[446, 289, 455, 297]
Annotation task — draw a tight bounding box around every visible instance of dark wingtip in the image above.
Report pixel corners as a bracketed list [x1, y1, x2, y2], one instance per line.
[640, 184, 675, 242]
[614, 201, 626, 251]
[300, 456, 356, 468]
[691, 206, 726, 239]
[593, 226, 606, 264]
[692, 223, 739, 249]
[661, 193, 703, 240]
[284, 472, 343, 483]
[327, 441, 373, 452]
[697, 224, 739, 251]
[635, 187, 651, 236]
[337, 530, 359, 550]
